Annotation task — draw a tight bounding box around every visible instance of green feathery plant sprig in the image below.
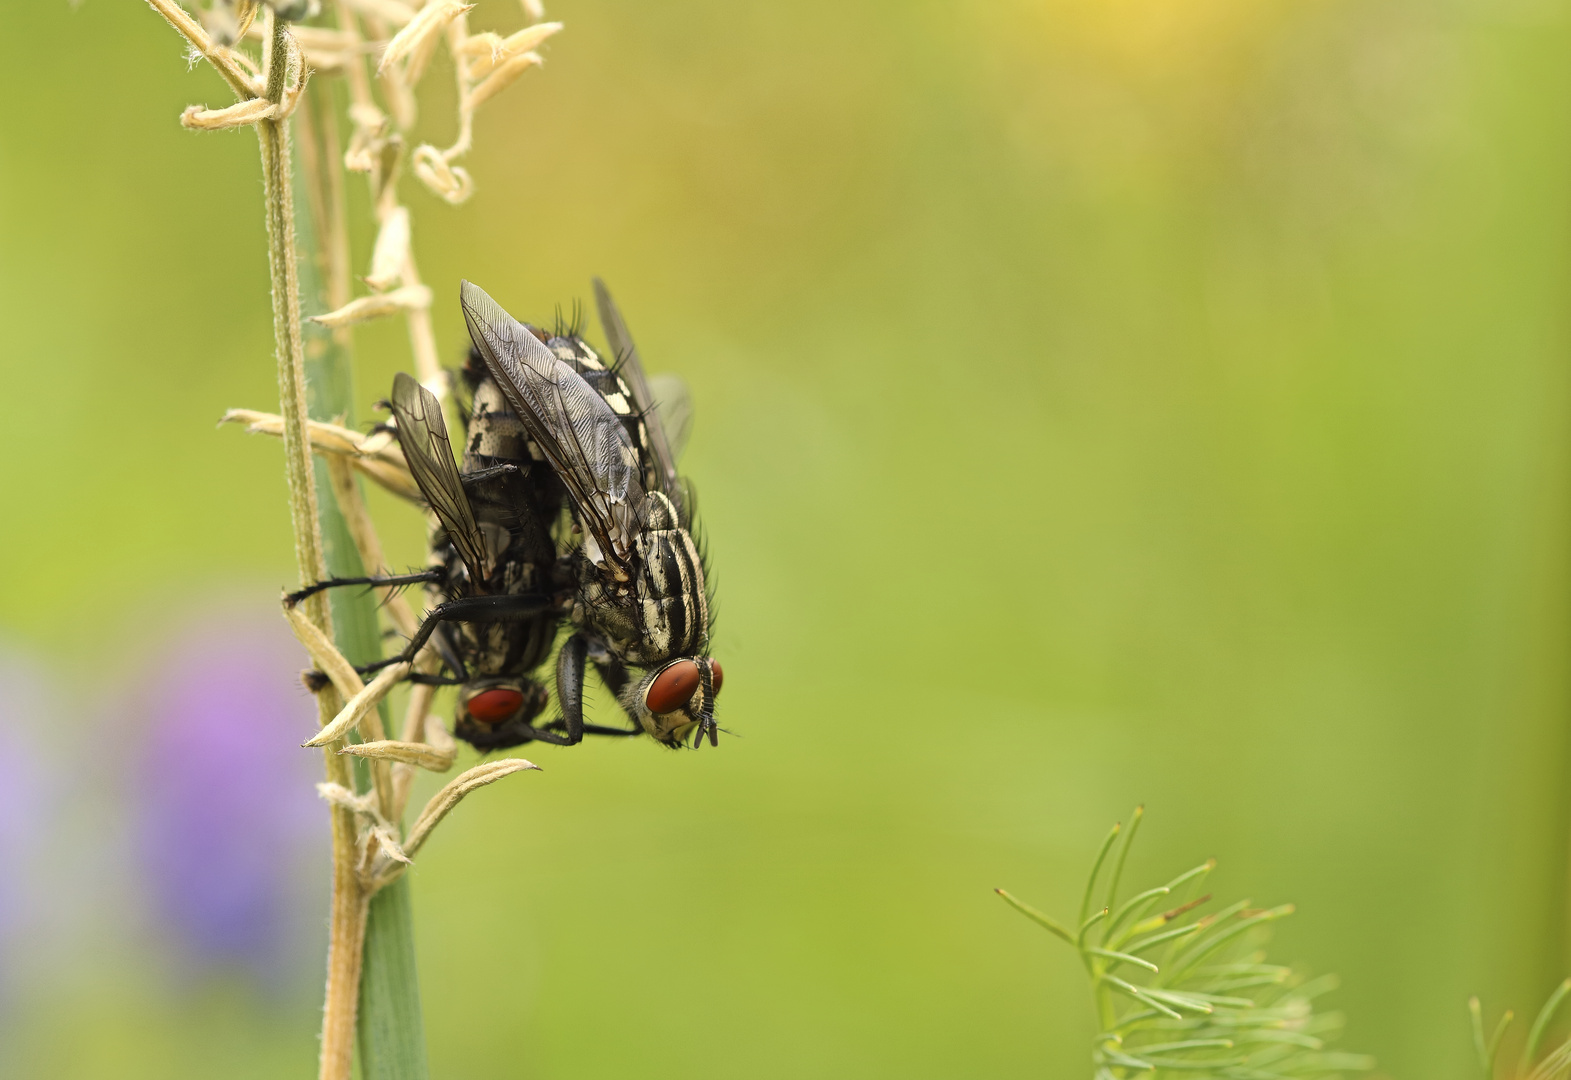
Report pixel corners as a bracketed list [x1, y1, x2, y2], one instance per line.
[1471, 977, 1571, 1079]
[998, 807, 1375, 1079]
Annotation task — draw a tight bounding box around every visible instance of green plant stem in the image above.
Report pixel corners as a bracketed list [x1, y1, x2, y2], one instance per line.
[252, 16, 363, 1080]
[294, 75, 430, 1080]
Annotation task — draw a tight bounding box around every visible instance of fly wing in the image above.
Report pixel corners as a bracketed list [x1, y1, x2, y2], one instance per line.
[389, 372, 490, 586]
[460, 280, 643, 576]
[592, 279, 684, 512]
[647, 373, 693, 463]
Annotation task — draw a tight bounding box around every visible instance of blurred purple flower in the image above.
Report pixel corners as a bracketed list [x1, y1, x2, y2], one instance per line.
[0, 644, 65, 1006]
[133, 609, 325, 983]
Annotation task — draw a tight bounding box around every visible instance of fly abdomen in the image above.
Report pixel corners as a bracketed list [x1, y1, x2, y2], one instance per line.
[635, 523, 708, 663]
[464, 375, 536, 470]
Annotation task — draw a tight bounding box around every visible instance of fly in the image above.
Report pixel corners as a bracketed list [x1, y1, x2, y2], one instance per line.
[460, 279, 724, 748]
[290, 359, 622, 749]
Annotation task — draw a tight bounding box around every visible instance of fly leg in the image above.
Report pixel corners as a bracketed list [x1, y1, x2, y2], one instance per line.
[540, 636, 641, 740]
[459, 463, 521, 491]
[550, 634, 589, 745]
[288, 567, 452, 694]
[285, 568, 445, 608]
[592, 649, 644, 734]
[358, 593, 553, 677]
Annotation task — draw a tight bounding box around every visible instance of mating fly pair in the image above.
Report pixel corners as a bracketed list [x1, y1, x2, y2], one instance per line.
[291, 280, 722, 750]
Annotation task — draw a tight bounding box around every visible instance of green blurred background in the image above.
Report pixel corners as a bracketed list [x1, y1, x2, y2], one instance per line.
[2, 0, 1569, 1076]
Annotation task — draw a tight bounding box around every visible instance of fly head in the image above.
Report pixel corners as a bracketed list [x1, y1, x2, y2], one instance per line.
[453, 677, 552, 751]
[622, 656, 724, 748]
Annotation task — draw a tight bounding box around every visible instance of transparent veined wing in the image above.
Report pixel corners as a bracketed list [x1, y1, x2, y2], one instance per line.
[389, 372, 490, 587]
[461, 280, 644, 578]
[593, 278, 685, 515]
[647, 372, 693, 464]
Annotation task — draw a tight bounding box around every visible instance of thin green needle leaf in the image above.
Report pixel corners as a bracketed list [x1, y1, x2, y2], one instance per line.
[1471, 997, 1501, 1078]
[1087, 947, 1159, 974]
[1129, 1038, 1235, 1054]
[1164, 900, 1250, 960]
[995, 889, 1074, 946]
[1206, 973, 1292, 993]
[1175, 905, 1294, 980]
[1196, 964, 1291, 978]
[1171, 989, 1257, 1007]
[1082, 821, 1123, 925]
[1126, 918, 1208, 956]
[1142, 1056, 1250, 1071]
[1527, 979, 1571, 1064]
[1164, 902, 1279, 981]
[1101, 974, 1183, 1020]
[1137, 987, 1214, 1014]
[1101, 805, 1144, 943]
[1528, 1039, 1571, 1080]
[1159, 859, 1216, 899]
[1124, 891, 1215, 943]
[1110, 1007, 1175, 1031]
[1105, 885, 1169, 942]
[1242, 1028, 1324, 1050]
[1098, 1049, 1156, 1071]
[1079, 907, 1110, 947]
[1006, 812, 1371, 1078]
[1484, 1009, 1514, 1074]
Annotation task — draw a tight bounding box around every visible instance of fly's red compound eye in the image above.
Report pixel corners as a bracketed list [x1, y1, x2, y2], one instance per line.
[645, 661, 700, 714]
[709, 660, 724, 695]
[466, 687, 525, 723]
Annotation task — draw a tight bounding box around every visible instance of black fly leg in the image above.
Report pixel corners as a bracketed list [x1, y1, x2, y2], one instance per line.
[358, 594, 552, 676]
[430, 622, 469, 684]
[590, 651, 645, 734]
[540, 640, 640, 739]
[286, 568, 444, 608]
[551, 634, 590, 744]
[459, 463, 521, 491]
[576, 723, 643, 737]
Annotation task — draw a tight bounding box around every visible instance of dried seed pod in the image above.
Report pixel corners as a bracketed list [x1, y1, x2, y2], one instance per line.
[309, 284, 431, 328]
[366, 206, 410, 291]
[378, 0, 473, 77]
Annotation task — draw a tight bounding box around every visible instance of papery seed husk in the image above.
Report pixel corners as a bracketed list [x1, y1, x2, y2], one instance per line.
[366, 206, 410, 291]
[411, 146, 473, 204]
[341, 739, 456, 771]
[308, 662, 411, 746]
[402, 8, 454, 86]
[454, 30, 503, 58]
[464, 22, 559, 79]
[404, 759, 539, 857]
[181, 97, 275, 130]
[503, 21, 561, 55]
[464, 51, 540, 111]
[286, 607, 365, 703]
[424, 713, 457, 753]
[221, 410, 411, 471]
[378, 0, 473, 75]
[309, 284, 431, 328]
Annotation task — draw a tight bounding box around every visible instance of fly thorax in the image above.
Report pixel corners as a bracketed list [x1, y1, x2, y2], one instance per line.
[574, 573, 642, 660]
